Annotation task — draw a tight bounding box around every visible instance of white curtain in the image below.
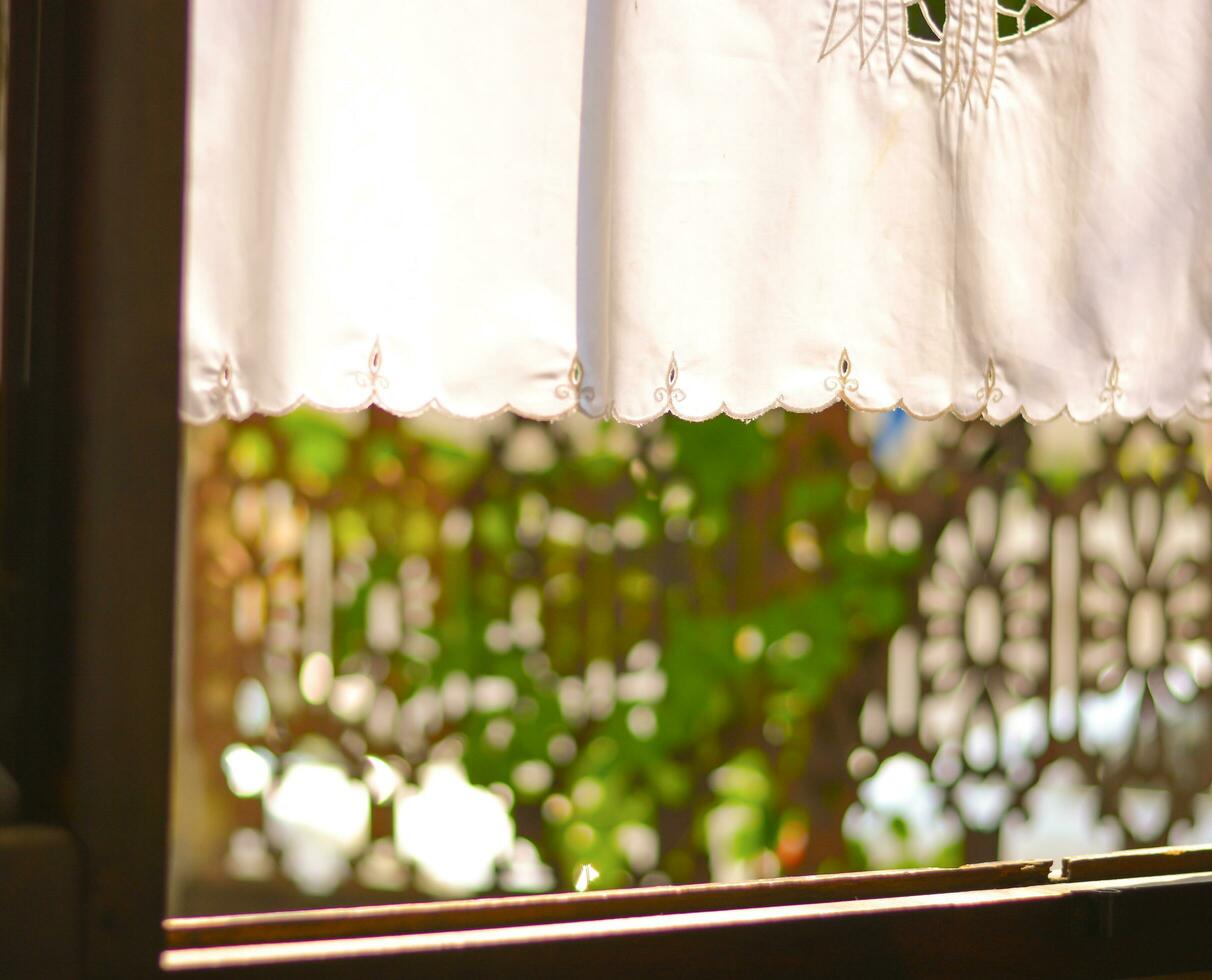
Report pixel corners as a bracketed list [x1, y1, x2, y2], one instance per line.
[182, 1, 1212, 425]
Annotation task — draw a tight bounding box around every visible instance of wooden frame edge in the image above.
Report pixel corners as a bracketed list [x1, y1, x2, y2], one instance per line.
[165, 858, 1052, 949]
[162, 872, 1212, 977]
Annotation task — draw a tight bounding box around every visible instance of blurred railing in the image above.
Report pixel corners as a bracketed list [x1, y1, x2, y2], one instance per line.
[170, 408, 1212, 914]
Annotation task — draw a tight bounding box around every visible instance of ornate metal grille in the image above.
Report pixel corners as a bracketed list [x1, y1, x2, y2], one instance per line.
[846, 418, 1212, 866]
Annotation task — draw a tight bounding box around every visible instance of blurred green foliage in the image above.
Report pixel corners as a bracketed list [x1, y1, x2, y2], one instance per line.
[197, 406, 924, 896]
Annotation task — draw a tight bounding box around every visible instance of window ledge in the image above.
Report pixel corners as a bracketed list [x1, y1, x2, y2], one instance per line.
[163, 846, 1212, 976]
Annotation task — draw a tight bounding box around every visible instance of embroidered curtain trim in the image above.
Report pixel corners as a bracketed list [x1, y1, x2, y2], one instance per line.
[183, 1, 1212, 426]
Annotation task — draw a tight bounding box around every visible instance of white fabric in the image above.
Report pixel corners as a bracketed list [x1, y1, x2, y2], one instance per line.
[182, 1, 1212, 425]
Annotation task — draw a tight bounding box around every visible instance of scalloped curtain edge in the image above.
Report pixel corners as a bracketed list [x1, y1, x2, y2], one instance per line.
[179, 392, 1212, 428]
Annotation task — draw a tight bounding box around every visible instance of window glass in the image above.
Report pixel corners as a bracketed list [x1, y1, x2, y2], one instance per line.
[169, 408, 1212, 914]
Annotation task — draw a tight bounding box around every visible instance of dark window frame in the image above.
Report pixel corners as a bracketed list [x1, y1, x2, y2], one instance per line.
[2, 3, 1212, 978]
[2, 2, 184, 976]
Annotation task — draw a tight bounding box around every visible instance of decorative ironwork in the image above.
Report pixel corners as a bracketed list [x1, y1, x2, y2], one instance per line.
[846, 417, 1212, 862]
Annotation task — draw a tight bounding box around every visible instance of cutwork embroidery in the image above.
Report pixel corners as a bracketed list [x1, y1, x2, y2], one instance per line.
[654, 354, 687, 406]
[355, 339, 390, 394]
[1099, 358, 1123, 410]
[825, 348, 859, 398]
[977, 358, 1004, 408]
[198, 347, 1163, 424]
[555, 356, 597, 409]
[821, 0, 1087, 107]
[905, 0, 1075, 43]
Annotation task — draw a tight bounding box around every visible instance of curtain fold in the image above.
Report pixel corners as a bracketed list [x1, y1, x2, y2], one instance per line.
[182, 1, 1212, 425]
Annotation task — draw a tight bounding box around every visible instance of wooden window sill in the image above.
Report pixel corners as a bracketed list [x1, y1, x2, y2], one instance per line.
[163, 846, 1212, 976]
